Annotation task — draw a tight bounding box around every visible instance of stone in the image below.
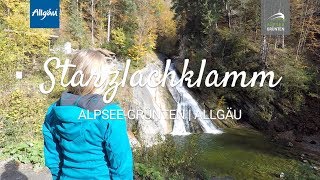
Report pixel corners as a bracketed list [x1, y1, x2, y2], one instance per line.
[295, 134, 303, 142]
[309, 140, 317, 144]
[286, 141, 293, 147]
[279, 172, 285, 178]
[127, 131, 141, 148]
[277, 131, 295, 142]
[64, 42, 72, 54]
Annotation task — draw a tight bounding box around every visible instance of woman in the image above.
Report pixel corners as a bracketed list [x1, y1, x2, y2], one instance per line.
[42, 49, 133, 180]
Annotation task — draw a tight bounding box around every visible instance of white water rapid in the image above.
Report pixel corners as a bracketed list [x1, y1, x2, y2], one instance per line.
[166, 64, 223, 135]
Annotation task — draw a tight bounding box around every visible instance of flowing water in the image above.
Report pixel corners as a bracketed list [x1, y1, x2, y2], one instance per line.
[166, 64, 222, 135]
[144, 57, 318, 179]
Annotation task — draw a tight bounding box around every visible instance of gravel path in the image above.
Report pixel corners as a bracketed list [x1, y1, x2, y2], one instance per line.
[0, 160, 51, 180]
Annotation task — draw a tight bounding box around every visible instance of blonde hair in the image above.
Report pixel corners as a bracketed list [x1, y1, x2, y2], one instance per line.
[68, 49, 113, 95]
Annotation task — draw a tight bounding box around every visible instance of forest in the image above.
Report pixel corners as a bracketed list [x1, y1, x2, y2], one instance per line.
[0, 0, 319, 179]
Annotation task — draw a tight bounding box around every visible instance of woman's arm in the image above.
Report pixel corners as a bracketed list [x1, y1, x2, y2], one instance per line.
[43, 104, 62, 180]
[103, 104, 133, 180]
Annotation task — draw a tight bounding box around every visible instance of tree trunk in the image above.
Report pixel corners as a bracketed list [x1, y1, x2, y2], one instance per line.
[107, 0, 111, 43]
[226, 2, 231, 28]
[254, 29, 257, 42]
[261, 35, 268, 68]
[214, 3, 218, 29]
[296, 2, 309, 60]
[91, 0, 94, 45]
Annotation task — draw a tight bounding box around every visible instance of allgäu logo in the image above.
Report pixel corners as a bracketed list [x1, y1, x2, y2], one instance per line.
[31, 9, 59, 21]
[30, 0, 60, 28]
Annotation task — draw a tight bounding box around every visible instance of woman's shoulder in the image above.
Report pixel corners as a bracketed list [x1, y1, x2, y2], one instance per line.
[45, 102, 57, 120]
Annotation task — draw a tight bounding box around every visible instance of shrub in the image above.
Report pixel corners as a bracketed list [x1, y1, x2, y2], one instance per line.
[0, 88, 54, 167]
[135, 163, 163, 180]
[134, 135, 200, 179]
[2, 141, 44, 168]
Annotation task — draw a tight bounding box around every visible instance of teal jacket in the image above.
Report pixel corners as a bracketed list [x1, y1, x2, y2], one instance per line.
[42, 92, 133, 180]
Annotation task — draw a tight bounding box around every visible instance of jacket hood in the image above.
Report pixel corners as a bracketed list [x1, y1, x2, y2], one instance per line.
[52, 92, 107, 141]
[57, 91, 106, 111]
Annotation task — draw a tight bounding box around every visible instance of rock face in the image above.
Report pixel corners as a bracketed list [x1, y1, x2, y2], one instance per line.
[129, 59, 174, 147]
[125, 53, 222, 146]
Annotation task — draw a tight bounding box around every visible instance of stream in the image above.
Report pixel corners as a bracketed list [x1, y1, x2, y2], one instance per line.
[171, 128, 318, 179]
[131, 54, 319, 179]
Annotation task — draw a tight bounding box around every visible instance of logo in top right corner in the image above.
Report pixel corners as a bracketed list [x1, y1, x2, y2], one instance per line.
[261, 0, 290, 35]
